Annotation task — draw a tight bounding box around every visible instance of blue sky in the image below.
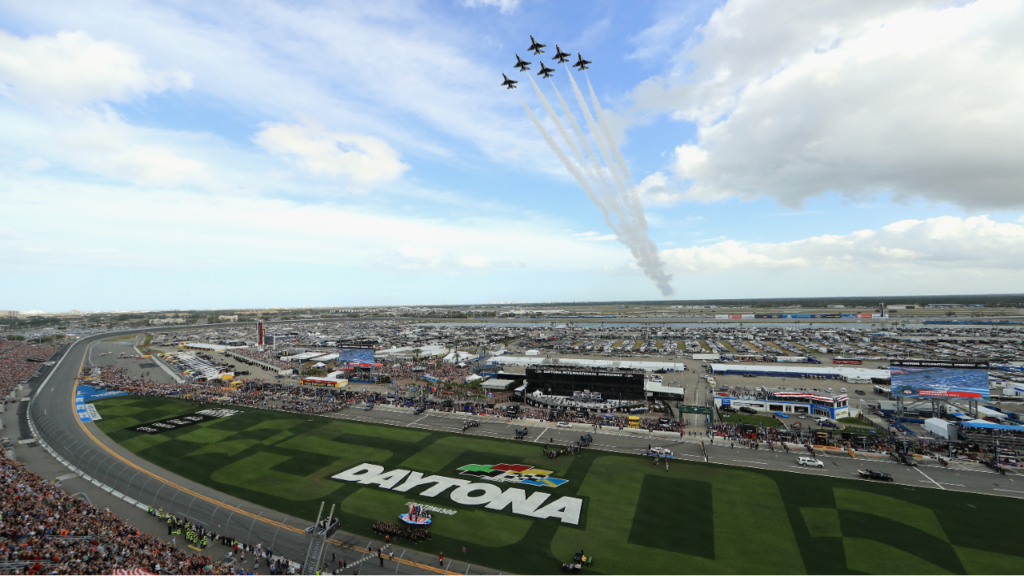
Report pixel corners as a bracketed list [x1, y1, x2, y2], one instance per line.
[2, 0, 1024, 311]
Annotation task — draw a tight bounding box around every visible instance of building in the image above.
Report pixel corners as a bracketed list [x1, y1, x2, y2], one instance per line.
[709, 363, 889, 382]
[714, 389, 851, 419]
[218, 315, 239, 322]
[525, 367, 646, 401]
[0, 311, 21, 319]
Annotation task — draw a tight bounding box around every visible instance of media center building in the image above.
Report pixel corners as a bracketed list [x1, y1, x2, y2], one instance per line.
[524, 367, 647, 401]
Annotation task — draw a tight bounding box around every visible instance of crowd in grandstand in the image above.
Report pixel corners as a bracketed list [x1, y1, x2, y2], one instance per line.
[0, 453, 235, 574]
[0, 340, 57, 401]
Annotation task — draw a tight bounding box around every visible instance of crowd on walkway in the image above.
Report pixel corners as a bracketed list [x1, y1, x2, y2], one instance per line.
[0, 453, 234, 575]
[230, 349, 292, 370]
[375, 360, 470, 386]
[370, 520, 430, 544]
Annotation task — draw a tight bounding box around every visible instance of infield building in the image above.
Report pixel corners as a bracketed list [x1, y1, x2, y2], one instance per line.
[524, 367, 647, 401]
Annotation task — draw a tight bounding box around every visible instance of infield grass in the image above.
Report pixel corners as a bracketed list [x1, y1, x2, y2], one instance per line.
[94, 396, 1024, 574]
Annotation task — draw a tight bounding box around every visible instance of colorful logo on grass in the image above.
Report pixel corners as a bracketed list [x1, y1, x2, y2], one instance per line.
[457, 463, 569, 488]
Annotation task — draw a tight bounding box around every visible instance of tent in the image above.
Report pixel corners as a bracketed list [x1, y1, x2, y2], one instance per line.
[960, 420, 1024, 431]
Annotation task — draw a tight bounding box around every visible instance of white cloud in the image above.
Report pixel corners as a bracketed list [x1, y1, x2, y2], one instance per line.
[0, 30, 190, 105]
[663, 215, 1024, 273]
[462, 0, 520, 14]
[634, 171, 684, 207]
[635, 0, 1024, 209]
[1, 1, 553, 171]
[574, 232, 618, 241]
[459, 255, 490, 268]
[0, 178, 630, 278]
[253, 122, 409, 186]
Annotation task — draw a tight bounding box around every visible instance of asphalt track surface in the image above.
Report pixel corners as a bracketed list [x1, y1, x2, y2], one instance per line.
[27, 332, 486, 576]
[22, 331, 1024, 575]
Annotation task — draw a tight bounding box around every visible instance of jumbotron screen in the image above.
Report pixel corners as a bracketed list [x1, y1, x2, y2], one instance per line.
[890, 360, 989, 399]
[337, 347, 375, 367]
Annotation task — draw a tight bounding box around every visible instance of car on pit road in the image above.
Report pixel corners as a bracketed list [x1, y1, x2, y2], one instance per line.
[649, 447, 674, 457]
[557, 421, 573, 428]
[859, 469, 894, 482]
[797, 456, 823, 467]
[413, 406, 426, 415]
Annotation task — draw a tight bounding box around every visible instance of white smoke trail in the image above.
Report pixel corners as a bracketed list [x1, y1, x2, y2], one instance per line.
[547, 79, 626, 215]
[586, 73, 635, 188]
[518, 73, 675, 297]
[518, 96, 616, 231]
[586, 73, 644, 214]
[568, 68, 675, 297]
[564, 66, 632, 211]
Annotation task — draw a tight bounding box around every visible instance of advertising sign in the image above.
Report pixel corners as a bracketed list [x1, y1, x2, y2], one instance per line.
[338, 347, 376, 367]
[890, 360, 989, 399]
[130, 408, 242, 434]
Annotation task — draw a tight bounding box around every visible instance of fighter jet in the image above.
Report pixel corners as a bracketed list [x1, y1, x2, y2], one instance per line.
[528, 35, 546, 55]
[573, 53, 591, 71]
[553, 45, 571, 64]
[501, 73, 518, 90]
[513, 54, 531, 72]
[537, 62, 555, 79]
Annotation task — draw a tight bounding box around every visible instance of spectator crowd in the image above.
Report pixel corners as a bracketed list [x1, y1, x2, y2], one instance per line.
[0, 453, 234, 574]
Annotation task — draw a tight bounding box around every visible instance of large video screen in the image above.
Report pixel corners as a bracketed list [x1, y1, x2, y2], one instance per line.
[890, 360, 989, 399]
[338, 347, 375, 367]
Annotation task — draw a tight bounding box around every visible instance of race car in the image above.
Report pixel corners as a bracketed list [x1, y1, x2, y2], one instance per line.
[858, 469, 894, 482]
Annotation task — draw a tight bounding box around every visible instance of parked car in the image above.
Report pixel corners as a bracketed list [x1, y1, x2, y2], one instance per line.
[859, 469, 894, 482]
[739, 407, 757, 415]
[797, 456, 824, 468]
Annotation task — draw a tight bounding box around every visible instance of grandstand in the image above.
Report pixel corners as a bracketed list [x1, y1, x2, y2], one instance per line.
[0, 453, 233, 574]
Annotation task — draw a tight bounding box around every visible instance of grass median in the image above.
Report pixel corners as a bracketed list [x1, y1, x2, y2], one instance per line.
[93, 396, 1024, 574]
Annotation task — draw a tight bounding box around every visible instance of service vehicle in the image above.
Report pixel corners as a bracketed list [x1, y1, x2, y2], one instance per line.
[797, 456, 824, 468]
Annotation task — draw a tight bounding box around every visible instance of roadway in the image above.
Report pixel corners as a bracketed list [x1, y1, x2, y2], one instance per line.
[331, 403, 1024, 499]
[16, 331, 1024, 576]
[21, 332, 486, 576]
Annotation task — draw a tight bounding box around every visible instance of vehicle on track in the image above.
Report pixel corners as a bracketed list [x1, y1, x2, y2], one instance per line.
[859, 469, 894, 481]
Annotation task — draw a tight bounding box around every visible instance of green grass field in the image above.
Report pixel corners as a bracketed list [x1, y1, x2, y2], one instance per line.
[94, 396, 1024, 574]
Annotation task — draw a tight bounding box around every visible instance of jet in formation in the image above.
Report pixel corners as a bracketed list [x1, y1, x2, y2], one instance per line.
[537, 62, 555, 78]
[528, 35, 546, 55]
[553, 45, 571, 64]
[501, 73, 518, 89]
[514, 54, 531, 72]
[573, 53, 591, 71]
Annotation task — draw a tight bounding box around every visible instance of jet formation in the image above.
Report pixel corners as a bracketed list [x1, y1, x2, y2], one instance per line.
[502, 36, 592, 87]
[501, 73, 518, 90]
